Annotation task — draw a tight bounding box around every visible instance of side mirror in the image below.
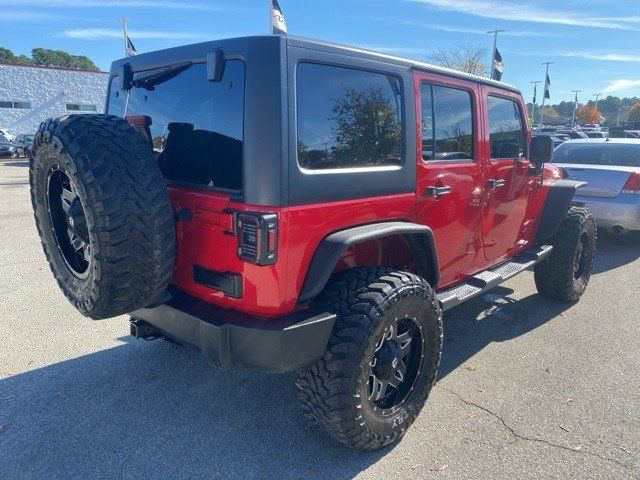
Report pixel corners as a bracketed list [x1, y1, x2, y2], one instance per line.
[530, 135, 554, 165]
[206, 49, 224, 82]
[119, 63, 133, 91]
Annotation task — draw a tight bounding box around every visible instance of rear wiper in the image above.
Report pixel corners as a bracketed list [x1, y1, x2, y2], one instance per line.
[131, 62, 193, 91]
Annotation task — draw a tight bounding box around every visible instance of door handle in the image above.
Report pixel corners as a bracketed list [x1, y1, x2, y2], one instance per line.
[425, 185, 452, 197]
[486, 179, 506, 189]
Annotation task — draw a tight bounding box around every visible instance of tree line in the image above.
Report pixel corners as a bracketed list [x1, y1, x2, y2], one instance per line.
[527, 96, 640, 126]
[0, 46, 99, 71]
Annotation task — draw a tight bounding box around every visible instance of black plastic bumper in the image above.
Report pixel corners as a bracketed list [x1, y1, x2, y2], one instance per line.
[130, 288, 336, 373]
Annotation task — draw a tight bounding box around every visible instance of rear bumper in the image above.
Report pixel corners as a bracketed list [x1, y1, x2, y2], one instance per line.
[130, 288, 336, 373]
[573, 193, 640, 231]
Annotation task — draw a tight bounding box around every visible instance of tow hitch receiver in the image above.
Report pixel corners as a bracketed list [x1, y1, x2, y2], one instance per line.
[130, 318, 163, 340]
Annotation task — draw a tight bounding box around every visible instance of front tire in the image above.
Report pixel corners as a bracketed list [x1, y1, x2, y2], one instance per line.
[295, 267, 443, 451]
[535, 207, 596, 302]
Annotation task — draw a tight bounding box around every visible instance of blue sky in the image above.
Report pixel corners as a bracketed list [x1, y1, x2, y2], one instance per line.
[1, 0, 639, 103]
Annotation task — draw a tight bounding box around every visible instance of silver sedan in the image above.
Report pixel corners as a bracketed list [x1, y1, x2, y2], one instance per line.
[552, 138, 640, 235]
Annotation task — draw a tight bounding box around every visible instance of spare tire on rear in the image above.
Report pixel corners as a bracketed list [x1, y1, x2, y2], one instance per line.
[30, 114, 175, 320]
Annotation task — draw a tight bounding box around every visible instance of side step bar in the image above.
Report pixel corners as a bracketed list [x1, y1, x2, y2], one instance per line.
[436, 245, 553, 311]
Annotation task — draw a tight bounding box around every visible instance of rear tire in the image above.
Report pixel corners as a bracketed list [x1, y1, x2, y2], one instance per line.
[295, 267, 443, 451]
[30, 114, 175, 319]
[535, 207, 596, 302]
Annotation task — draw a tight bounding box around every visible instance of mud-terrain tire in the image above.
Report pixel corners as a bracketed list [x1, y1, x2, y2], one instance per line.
[295, 267, 443, 451]
[30, 114, 175, 319]
[534, 207, 596, 302]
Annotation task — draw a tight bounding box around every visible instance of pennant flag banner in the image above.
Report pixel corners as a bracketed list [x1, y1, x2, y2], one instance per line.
[492, 47, 504, 81]
[544, 73, 551, 99]
[125, 35, 138, 57]
[271, 0, 287, 35]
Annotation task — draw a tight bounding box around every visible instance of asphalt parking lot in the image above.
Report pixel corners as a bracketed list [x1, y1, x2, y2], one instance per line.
[1, 159, 639, 479]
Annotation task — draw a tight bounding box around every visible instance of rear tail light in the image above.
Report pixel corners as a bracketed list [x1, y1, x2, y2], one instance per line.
[622, 172, 640, 195]
[235, 212, 278, 266]
[543, 164, 566, 181]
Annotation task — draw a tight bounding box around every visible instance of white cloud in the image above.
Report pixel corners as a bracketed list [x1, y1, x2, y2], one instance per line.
[0, 0, 241, 10]
[603, 79, 640, 94]
[0, 10, 60, 21]
[399, 19, 556, 36]
[406, 0, 638, 30]
[62, 28, 206, 40]
[563, 52, 640, 63]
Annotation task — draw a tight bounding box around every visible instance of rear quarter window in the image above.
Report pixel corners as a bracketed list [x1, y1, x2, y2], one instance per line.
[296, 63, 403, 170]
[107, 60, 245, 191]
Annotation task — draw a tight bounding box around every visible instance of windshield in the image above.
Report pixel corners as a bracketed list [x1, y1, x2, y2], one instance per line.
[553, 142, 640, 167]
[107, 60, 245, 191]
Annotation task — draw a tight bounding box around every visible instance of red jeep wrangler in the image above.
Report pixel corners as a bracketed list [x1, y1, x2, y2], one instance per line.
[29, 35, 596, 451]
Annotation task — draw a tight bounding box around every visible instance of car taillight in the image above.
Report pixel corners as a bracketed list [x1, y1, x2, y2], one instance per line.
[543, 164, 566, 181]
[236, 212, 278, 266]
[622, 172, 640, 195]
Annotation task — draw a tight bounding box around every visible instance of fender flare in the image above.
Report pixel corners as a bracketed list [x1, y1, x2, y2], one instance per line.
[297, 221, 440, 304]
[535, 179, 587, 242]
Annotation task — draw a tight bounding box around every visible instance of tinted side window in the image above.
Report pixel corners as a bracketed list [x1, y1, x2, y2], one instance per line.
[420, 84, 435, 161]
[433, 85, 474, 161]
[488, 96, 526, 158]
[107, 61, 245, 191]
[296, 63, 403, 170]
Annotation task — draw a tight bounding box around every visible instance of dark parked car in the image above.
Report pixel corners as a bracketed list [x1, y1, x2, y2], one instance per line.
[0, 134, 16, 158]
[14, 133, 35, 157]
[556, 130, 590, 139]
[585, 131, 608, 139]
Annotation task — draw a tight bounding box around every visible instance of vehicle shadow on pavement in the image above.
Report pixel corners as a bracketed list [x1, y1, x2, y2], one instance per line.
[0, 336, 387, 480]
[439, 286, 574, 379]
[0, 290, 575, 480]
[592, 230, 640, 274]
[0, 240, 629, 479]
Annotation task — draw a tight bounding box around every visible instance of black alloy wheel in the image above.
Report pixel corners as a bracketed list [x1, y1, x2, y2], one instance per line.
[46, 166, 91, 278]
[368, 317, 423, 411]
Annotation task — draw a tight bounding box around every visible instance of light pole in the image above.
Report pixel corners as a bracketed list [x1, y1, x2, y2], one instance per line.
[571, 90, 583, 126]
[593, 93, 602, 110]
[530, 81, 541, 125]
[487, 29, 506, 79]
[540, 61, 554, 126]
[117, 17, 131, 57]
[617, 99, 623, 126]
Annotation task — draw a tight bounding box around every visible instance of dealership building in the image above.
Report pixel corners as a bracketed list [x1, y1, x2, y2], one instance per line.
[0, 63, 109, 136]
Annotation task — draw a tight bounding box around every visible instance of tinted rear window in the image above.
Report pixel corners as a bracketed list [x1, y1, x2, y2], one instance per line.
[296, 63, 403, 170]
[107, 60, 244, 191]
[553, 143, 640, 167]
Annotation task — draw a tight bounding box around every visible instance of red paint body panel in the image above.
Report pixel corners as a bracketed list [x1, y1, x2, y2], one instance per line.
[413, 72, 485, 288]
[478, 85, 540, 265]
[166, 69, 554, 319]
[169, 189, 415, 316]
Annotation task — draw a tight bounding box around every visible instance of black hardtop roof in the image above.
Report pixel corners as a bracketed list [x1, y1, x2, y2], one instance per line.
[287, 35, 521, 94]
[109, 34, 521, 95]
